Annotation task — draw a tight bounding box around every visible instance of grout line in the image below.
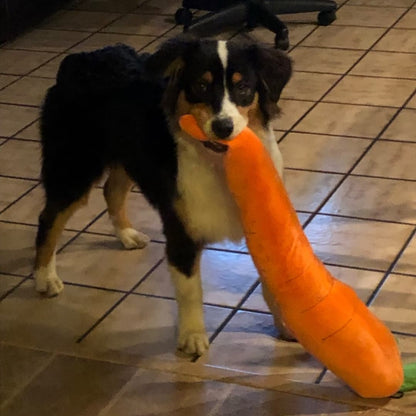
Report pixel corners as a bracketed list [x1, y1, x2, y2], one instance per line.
[0, 182, 40, 215]
[0, 276, 31, 302]
[392, 330, 416, 338]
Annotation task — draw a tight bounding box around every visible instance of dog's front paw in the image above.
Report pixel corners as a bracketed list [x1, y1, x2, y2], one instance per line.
[34, 269, 64, 297]
[178, 331, 209, 356]
[117, 228, 150, 249]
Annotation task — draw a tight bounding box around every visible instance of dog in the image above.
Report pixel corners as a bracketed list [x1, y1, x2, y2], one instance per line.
[34, 35, 292, 355]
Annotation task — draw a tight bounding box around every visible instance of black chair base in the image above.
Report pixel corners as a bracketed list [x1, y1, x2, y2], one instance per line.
[175, 0, 337, 50]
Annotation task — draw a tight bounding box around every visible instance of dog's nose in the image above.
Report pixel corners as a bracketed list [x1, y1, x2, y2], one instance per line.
[211, 117, 233, 139]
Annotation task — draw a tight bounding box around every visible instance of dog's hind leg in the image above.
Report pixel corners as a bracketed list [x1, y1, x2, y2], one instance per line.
[104, 165, 150, 249]
[34, 192, 89, 296]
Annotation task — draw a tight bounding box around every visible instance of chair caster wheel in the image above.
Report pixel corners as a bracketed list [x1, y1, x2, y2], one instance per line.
[318, 9, 336, 26]
[274, 29, 289, 50]
[175, 8, 193, 26]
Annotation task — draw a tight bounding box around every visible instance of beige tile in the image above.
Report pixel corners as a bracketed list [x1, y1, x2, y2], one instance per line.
[333, 5, 406, 27]
[324, 75, 416, 107]
[79, 294, 230, 364]
[407, 93, 416, 108]
[302, 26, 385, 49]
[56, 233, 164, 290]
[0, 280, 122, 351]
[370, 274, 416, 334]
[1, 355, 136, 416]
[0, 186, 107, 230]
[100, 368, 234, 416]
[382, 109, 416, 141]
[249, 23, 315, 46]
[0, 140, 41, 179]
[0, 344, 52, 405]
[13, 121, 40, 140]
[289, 47, 364, 74]
[135, 0, 183, 15]
[0, 104, 39, 137]
[273, 99, 314, 131]
[395, 8, 416, 28]
[296, 103, 396, 138]
[137, 250, 257, 307]
[0, 75, 19, 90]
[0, 77, 54, 107]
[87, 191, 164, 241]
[200, 311, 324, 381]
[0, 222, 76, 276]
[374, 28, 416, 53]
[322, 176, 416, 223]
[139, 36, 167, 53]
[102, 13, 175, 36]
[243, 266, 383, 312]
[305, 215, 413, 270]
[394, 233, 416, 275]
[348, 0, 413, 6]
[0, 274, 24, 298]
[0, 177, 37, 211]
[68, 32, 155, 52]
[351, 51, 416, 79]
[7, 29, 90, 52]
[41, 10, 120, 31]
[281, 72, 340, 101]
[0, 50, 56, 75]
[284, 170, 342, 211]
[354, 141, 416, 180]
[71, 0, 139, 13]
[280, 133, 369, 172]
[30, 55, 67, 78]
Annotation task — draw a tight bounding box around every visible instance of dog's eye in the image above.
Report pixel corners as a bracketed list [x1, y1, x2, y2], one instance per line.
[193, 81, 209, 95]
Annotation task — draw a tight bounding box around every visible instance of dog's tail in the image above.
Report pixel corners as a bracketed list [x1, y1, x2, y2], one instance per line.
[55, 44, 150, 95]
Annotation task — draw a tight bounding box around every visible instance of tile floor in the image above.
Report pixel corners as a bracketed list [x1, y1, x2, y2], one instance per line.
[0, 0, 416, 414]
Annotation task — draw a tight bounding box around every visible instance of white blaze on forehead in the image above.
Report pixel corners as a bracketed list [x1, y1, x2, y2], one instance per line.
[217, 40, 228, 70]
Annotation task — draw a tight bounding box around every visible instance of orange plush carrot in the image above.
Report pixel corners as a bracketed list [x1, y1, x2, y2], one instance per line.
[179, 114, 403, 399]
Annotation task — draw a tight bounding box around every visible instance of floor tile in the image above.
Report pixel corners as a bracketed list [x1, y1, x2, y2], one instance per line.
[40, 10, 120, 32]
[351, 51, 416, 79]
[0, 280, 122, 351]
[272, 99, 314, 131]
[0, 77, 54, 107]
[0, 177, 37, 212]
[99, 368, 234, 416]
[79, 294, 230, 364]
[370, 274, 416, 335]
[13, 121, 40, 140]
[353, 141, 416, 180]
[102, 13, 175, 36]
[0, 140, 41, 179]
[30, 55, 67, 78]
[87, 191, 164, 241]
[200, 311, 324, 381]
[281, 72, 340, 101]
[324, 75, 416, 107]
[56, 233, 165, 290]
[407, 93, 416, 108]
[395, 8, 416, 28]
[242, 265, 383, 312]
[0, 274, 24, 298]
[305, 215, 413, 270]
[0, 222, 76, 276]
[394, 233, 416, 275]
[0, 186, 106, 230]
[135, 0, 183, 15]
[0, 75, 18, 90]
[348, 0, 413, 6]
[0, 50, 56, 75]
[0, 104, 39, 137]
[374, 28, 416, 52]
[289, 47, 364, 74]
[301, 26, 385, 49]
[279, 133, 370, 172]
[1, 355, 136, 416]
[137, 250, 257, 307]
[284, 170, 342, 211]
[334, 5, 406, 27]
[7, 29, 90, 52]
[71, 0, 140, 13]
[0, 344, 52, 406]
[68, 32, 155, 52]
[295, 102, 396, 138]
[321, 176, 416, 223]
[249, 23, 315, 46]
[381, 109, 416, 141]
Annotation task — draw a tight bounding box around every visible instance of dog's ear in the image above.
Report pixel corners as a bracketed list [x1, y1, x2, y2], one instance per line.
[145, 34, 199, 79]
[251, 44, 292, 121]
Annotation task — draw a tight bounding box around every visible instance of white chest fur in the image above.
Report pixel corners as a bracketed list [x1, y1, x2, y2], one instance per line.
[174, 127, 283, 244]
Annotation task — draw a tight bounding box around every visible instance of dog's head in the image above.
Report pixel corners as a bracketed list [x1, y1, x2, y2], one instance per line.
[146, 35, 292, 141]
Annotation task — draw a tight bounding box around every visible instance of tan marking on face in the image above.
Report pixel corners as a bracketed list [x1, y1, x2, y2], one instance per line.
[202, 71, 213, 83]
[231, 72, 243, 84]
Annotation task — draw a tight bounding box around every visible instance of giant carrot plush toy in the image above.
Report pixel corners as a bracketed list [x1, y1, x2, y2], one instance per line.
[179, 114, 404, 399]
